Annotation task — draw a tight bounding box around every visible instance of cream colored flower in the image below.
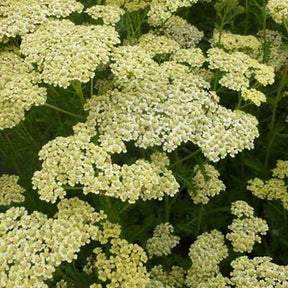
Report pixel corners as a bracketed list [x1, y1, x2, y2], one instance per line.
[0, 49, 46, 129]
[267, 0, 288, 24]
[0, 198, 107, 287]
[226, 201, 268, 253]
[186, 230, 228, 287]
[190, 164, 225, 204]
[148, 265, 186, 288]
[231, 256, 288, 287]
[146, 223, 180, 257]
[247, 160, 288, 210]
[33, 123, 179, 203]
[0, 174, 25, 205]
[21, 19, 120, 88]
[85, 5, 125, 25]
[0, 0, 83, 42]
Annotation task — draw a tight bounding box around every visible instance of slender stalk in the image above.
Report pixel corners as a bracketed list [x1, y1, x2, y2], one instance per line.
[20, 123, 40, 150]
[264, 63, 288, 174]
[90, 77, 94, 98]
[244, 0, 250, 34]
[71, 81, 86, 106]
[44, 103, 85, 119]
[165, 195, 170, 222]
[271, 63, 288, 130]
[63, 186, 83, 190]
[169, 149, 201, 169]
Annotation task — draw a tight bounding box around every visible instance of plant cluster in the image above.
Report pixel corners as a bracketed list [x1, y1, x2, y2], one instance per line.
[0, 0, 288, 287]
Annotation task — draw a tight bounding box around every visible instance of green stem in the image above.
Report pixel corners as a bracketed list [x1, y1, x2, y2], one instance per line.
[264, 63, 288, 173]
[261, 3, 268, 63]
[90, 77, 94, 98]
[0, 131, 22, 176]
[169, 149, 201, 169]
[119, 203, 131, 214]
[244, 0, 250, 34]
[103, 196, 117, 221]
[165, 194, 170, 222]
[20, 122, 40, 150]
[71, 81, 86, 106]
[131, 8, 149, 39]
[196, 205, 204, 236]
[235, 92, 242, 110]
[271, 63, 288, 130]
[44, 103, 85, 120]
[63, 186, 83, 190]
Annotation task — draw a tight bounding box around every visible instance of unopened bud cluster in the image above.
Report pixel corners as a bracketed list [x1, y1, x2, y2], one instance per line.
[146, 223, 180, 258]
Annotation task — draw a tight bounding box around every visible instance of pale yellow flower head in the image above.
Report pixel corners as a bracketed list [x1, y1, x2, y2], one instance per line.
[247, 160, 288, 210]
[21, 19, 120, 88]
[147, 0, 198, 26]
[0, 0, 83, 42]
[231, 256, 288, 287]
[146, 223, 180, 258]
[0, 197, 107, 287]
[0, 50, 46, 129]
[0, 174, 25, 206]
[208, 48, 275, 91]
[86, 40, 260, 162]
[267, 0, 288, 24]
[148, 265, 186, 288]
[85, 5, 125, 25]
[91, 238, 149, 287]
[190, 164, 225, 204]
[186, 230, 228, 287]
[160, 15, 204, 47]
[226, 201, 269, 253]
[33, 122, 179, 203]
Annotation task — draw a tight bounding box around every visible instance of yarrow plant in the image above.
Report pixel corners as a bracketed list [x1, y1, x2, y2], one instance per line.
[0, 0, 287, 287]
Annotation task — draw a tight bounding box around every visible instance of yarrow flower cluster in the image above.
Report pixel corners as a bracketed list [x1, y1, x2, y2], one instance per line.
[0, 174, 25, 206]
[226, 201, 269, 253]
[146, 223, 180, 258]
[267, 0, 288, 24]
[147, 265, 186, 288]
[247, 160, 288, 210]
[0, 197, 107, 288]
[211, 31, 262, 53]
[0, 0, 83, 42]
[90, 238, 149, 288]
[85, 5, 125, 26]
[20, 19, 120, 88]
[212, 29, 288, 72]
[186, 230, 229, 287]
[159, 15, 204, 47]
[208, 47, 275, 91]
[257, 29, 288, 71]
[0, 49, 47, 129]
[86, 41, 260, 162]
[105, 0, 151, 12]
[147, 0, 198, 26]
[189, 164, 226, 204]
[240, 88, 266, 107]
[171, 47, 206, 68]
[231, 256, 288, 287]
[32, 123, 179, 203]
